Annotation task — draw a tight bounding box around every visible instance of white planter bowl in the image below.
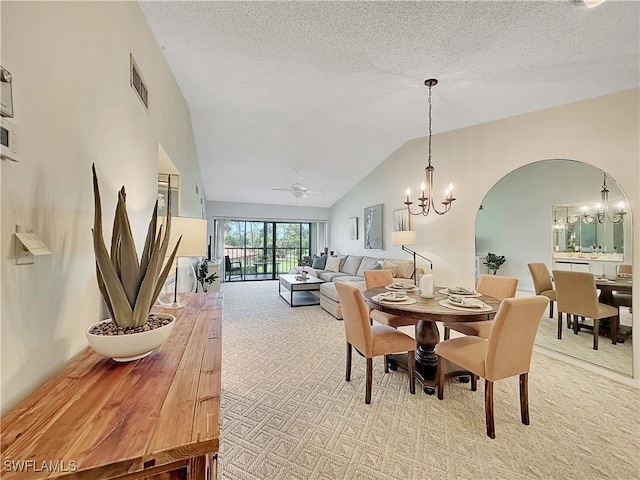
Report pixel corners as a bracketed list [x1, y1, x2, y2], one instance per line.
[86, 313, 175, 362]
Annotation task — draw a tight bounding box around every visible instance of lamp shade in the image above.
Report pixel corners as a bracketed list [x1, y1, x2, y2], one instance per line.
[166, 217, 207, 257]
[391, 230, 417, 246]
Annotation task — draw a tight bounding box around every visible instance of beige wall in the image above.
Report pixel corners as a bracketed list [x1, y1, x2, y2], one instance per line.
[330, 89, 639, 379]
[1, 2, 204, 412]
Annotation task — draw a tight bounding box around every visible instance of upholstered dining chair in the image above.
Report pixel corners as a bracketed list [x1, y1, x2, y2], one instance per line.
[527, 263, 556, 318]
[443, 274, 519, 340]
[553, 270, 619, 350]
[614, 264, 632, 313]
[335, 282, 416, 404]
[363, 270, 416, 328]
[435, 295, 549, 439]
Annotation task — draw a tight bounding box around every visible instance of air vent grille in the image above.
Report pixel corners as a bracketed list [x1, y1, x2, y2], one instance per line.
[130, 54, 148, 109]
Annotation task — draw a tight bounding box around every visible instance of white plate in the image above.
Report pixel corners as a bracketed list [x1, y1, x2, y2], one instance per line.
[438, 288, 481, 298]
[385, 285, 420, 292]
[373, 295, 418, 305]
[438, 299, 493, 313]
[595, 277, 614, 283]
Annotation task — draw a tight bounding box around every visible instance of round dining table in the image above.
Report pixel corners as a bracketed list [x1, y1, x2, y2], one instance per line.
[363, 286, 501, 394]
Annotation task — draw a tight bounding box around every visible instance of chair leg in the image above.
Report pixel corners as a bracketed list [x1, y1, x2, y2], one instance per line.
[408, 351, 416, 395]
[485, 379, 495, 439]
[549, 301, 554, 319]
[557, 312, 563, 340]
[593, 319, 599, 350]
[444, 326, 450, 340]
[365, 358, 373, 404]
[384, 355, 389, 373]
[437, 355, 445, 400]
[520, 373, 529, 426]
[345, 343, 352, 381]
[471, 374, 477, 392]
[611, 314, 619, 345]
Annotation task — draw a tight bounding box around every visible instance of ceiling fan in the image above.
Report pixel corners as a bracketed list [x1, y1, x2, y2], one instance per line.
[272, 168, 324, 199]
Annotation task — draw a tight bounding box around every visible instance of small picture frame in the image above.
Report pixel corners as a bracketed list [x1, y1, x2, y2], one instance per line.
[348, 217, 358, 240]
[393, 208, 410, 232]
[1, 66, 14, 118]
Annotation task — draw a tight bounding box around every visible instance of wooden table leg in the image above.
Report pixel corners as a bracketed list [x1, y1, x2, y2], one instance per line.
[387, 320, 440, 395]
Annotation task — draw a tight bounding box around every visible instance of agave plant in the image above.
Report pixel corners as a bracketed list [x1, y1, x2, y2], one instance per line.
[92, 164, 181, 328]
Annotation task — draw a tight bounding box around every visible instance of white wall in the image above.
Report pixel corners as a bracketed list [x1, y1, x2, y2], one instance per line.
[1, 2, 204, 412]
[475, 159, 631, 292]
[330, 89, 639, 379]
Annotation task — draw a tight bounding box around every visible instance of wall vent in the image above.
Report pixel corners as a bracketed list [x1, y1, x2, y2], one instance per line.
[130, 54, 148, 110]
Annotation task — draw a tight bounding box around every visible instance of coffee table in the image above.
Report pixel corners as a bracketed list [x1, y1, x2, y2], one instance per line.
[279, 274, 325, 307]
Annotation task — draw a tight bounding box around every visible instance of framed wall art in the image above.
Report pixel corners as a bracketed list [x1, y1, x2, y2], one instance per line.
[393, 208, 410, 232]
[348, 217, 358, 240]
[364, 204, 383, 250]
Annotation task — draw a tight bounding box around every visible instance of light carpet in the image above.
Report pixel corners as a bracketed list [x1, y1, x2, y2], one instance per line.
[219, 281, 639, 480]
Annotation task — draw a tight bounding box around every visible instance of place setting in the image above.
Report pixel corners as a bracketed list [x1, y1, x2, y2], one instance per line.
[372, 290, 418, 305]
[437, 286, 482, 298]
[439, 293, 492, 312]
[385, 281, 420, 293]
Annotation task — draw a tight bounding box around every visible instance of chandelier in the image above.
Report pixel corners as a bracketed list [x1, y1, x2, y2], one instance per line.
[581, 173, 626, 224]
[404, 79, 455, 216]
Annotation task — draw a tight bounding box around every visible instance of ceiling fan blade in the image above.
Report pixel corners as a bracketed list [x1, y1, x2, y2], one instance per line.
[271, 188, 292, 192]
[305, 189, 324, 194]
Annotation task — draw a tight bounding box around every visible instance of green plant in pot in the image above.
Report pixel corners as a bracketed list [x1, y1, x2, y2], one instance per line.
[86, 164, 182, 362]
[196, 258, 219, 292]
[483, 252, 506, 275]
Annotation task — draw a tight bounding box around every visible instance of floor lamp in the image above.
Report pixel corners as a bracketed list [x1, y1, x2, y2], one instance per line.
[164, 216, 208, 308]
[391, 230, 433, 285]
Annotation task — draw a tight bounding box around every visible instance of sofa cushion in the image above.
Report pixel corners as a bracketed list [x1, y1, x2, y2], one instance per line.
[334, 276, 365, 283]
[319, 271, 350, 282]
[355, 256, 381, 277]
[341, 255, 363, 276]
[312, 255, 327, 269]
[325, 255, 344, 272]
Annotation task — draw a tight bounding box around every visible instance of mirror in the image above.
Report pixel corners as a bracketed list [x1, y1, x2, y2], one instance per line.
[552, 202, 625, 260]
[476, 159, 633, 376]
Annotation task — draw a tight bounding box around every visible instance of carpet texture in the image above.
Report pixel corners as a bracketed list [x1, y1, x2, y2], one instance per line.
[219, 281, 639, 479]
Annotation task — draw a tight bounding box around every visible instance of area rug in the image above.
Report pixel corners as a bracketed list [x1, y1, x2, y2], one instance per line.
[219, 281, 639, 479]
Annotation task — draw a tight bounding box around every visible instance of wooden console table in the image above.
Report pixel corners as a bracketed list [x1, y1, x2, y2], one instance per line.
[1, 292, 222, 479]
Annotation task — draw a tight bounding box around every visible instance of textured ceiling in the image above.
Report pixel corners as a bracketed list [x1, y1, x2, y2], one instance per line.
[139, 0, 640, 208]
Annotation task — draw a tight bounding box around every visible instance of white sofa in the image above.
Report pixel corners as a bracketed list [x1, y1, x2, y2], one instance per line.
[293, 254, 422, 319]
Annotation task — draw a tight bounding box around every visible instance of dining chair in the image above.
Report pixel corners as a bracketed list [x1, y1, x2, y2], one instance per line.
[435, 295, 549, 439]
[614, 265, 632, 313]
[225, 255, 243, 281]
[363, 270, 416, 328]
[527, 263, 556, 318]
[553, 270, 619, 350]
[443, 274, 519, 340]
[335, 282, 416, 404]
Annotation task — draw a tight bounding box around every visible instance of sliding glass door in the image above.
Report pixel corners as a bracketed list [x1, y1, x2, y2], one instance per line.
[223, 220, 312, 281]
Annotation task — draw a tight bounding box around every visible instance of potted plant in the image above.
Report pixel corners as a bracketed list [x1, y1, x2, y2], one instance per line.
[196, 258, 219, 292]
[483, 252, 506, 275]
[86, 165, 182, 362]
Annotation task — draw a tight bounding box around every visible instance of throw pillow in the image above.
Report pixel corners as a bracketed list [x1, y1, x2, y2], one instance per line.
[393, 260, 414, 279]
[381, 260, 400, 277]
[371, 262, 383, 270]
[325, 256, 342, 273]
[312, 255, 327, 270]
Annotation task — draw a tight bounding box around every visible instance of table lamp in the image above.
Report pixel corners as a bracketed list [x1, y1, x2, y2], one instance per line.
[391, 230, 433, 285]
[163, 216, 207, 308]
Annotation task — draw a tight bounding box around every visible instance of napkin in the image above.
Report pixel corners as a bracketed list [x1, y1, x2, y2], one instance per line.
[447, 286, 474, 295]
[378, 291, 407, 301]
[390, 282, 413, 289]
[449, 295, 486, 308]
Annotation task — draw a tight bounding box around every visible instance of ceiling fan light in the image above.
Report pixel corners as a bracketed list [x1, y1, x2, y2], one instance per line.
[571, 0, 607, 8]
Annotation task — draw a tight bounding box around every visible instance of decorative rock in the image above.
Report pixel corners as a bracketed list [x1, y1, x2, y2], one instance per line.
[89, 314, 172, 336]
